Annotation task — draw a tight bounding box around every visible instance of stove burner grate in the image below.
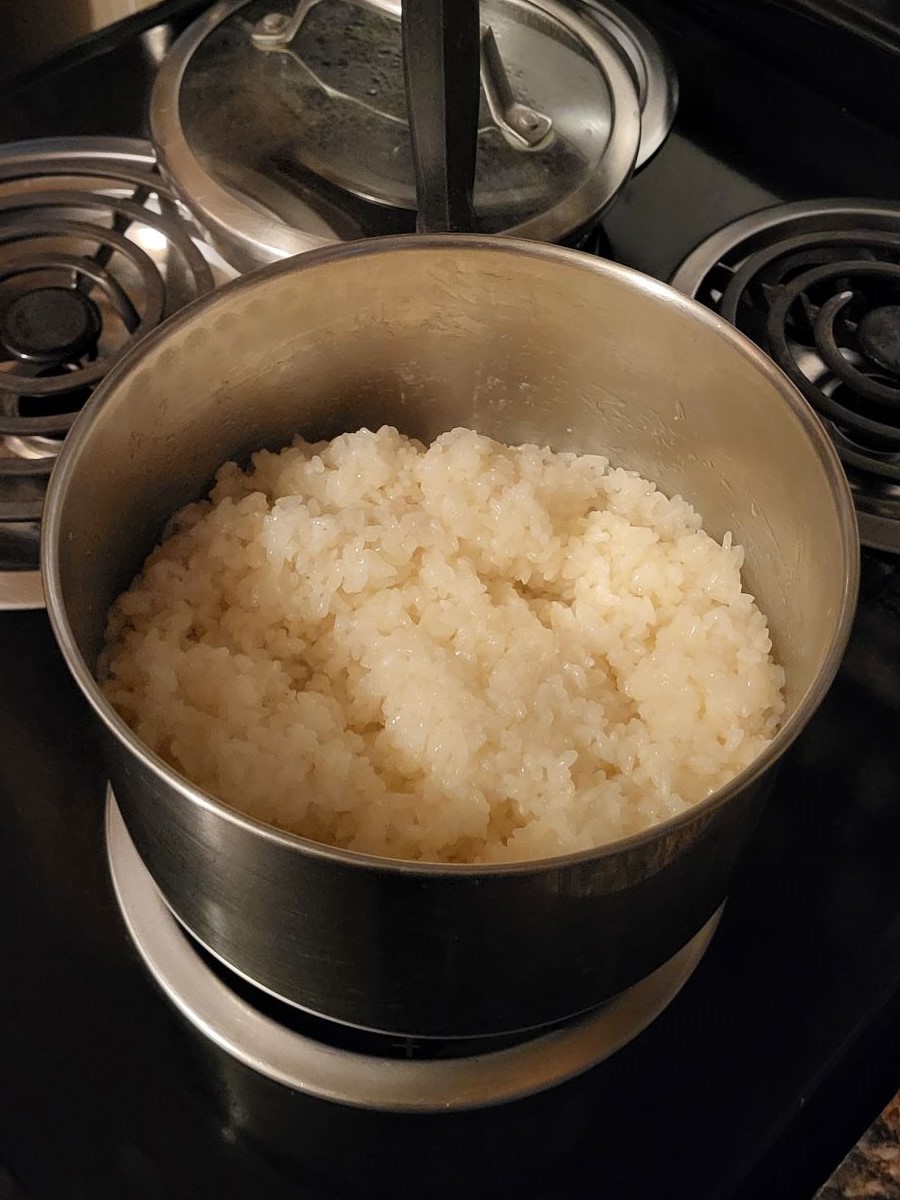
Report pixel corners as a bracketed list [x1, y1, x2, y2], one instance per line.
[0, 181, 213, 443]
[0, 139, 225, 608]
[670, 201, 900, 554]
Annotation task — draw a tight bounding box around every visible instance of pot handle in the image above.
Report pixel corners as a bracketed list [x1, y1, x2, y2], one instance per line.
[401, 0, 480, 234]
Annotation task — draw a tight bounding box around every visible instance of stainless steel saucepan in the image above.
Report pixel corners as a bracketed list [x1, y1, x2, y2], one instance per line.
[42, 234, 858, 1037]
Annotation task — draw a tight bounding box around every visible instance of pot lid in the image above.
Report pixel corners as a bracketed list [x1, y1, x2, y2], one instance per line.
[573, 0, 677, 169]
[151, 0, 641, 268]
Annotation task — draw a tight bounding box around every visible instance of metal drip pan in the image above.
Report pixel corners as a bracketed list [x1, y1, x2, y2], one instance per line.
[107, 789, 721, 1113]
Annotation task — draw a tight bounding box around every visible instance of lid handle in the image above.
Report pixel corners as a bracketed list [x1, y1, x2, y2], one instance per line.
[401, 0, 480, 234]
[480, 25, 553, 150]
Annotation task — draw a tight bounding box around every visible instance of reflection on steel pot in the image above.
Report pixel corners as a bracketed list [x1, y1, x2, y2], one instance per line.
[42, 237, 858, 1038]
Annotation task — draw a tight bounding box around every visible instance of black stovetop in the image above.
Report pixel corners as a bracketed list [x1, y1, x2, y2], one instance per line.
[1, 3, 899, 1198]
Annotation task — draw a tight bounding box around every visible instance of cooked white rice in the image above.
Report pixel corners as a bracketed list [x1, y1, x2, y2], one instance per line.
[101, 426, 784, 864]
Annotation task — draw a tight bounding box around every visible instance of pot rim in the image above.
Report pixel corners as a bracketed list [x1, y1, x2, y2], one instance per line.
[41, 233, 861, 878]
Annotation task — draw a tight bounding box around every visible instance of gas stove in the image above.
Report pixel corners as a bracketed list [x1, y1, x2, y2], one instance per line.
[1, 2, 899, 1199]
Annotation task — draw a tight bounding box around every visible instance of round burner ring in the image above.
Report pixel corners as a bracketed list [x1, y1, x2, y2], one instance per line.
[669, 199, 900, 554]
[670, 198, 900, 296]
[0, 191, 204, 402]
[106, 791, 720, 1112]
[764, 261, 900, 459]
[0, 137, 223, 613]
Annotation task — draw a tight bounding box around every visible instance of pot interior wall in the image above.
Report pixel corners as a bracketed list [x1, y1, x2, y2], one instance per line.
[51, 239, 851, 729]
